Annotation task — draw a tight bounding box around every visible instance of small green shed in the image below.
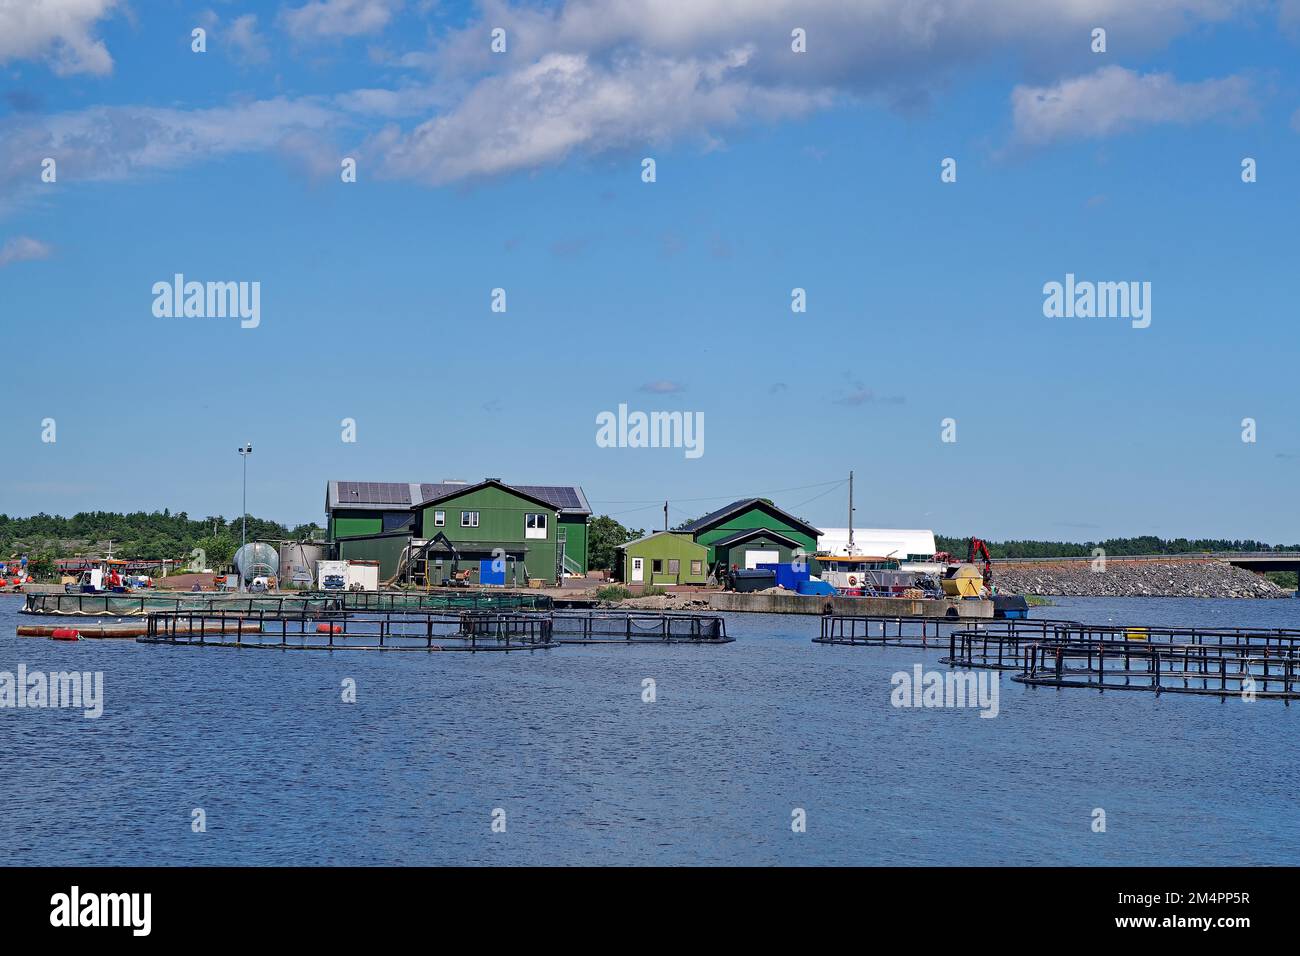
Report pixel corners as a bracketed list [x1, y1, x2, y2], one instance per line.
[619, 532, 710, 586]
[709, 527, 805, 573]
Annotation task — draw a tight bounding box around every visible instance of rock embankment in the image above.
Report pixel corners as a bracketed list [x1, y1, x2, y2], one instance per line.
[994, 559, 1288, 599]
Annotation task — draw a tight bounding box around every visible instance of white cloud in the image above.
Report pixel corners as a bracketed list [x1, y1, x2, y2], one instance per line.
[373, 49, 829, 184]
[0, 236, 53, 266]
[0, 0, 119, 75]
[281, 0, 402, 41]
[227, 14, 271, 65]
[0, 98, 341, 195]
[1011, 66, 1255, 145]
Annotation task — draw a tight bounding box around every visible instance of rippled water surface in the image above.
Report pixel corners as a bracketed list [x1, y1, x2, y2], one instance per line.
[1, 595, 1297, 865]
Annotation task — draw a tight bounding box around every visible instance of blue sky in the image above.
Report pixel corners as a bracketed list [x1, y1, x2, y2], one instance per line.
[1, 1, 1298, 541]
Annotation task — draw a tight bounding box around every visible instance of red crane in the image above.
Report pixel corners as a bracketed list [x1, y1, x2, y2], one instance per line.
[967, 537, 992, 588]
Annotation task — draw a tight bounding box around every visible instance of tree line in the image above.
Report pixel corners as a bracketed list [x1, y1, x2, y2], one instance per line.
[1, 510, 323, 576]
[934, 534, 1300, 559]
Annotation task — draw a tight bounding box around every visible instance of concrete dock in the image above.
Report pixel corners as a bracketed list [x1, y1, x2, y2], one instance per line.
[708, 592, 993, 617]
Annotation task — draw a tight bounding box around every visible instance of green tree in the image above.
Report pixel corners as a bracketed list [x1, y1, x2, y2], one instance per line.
[194, 533, 238, 571]
[588, 515, 645, 571]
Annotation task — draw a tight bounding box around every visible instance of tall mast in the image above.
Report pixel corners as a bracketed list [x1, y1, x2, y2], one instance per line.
[847, 472, 855, 553]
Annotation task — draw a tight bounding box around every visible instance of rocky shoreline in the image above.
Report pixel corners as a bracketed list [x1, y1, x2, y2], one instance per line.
[994, 559, 1290, 599]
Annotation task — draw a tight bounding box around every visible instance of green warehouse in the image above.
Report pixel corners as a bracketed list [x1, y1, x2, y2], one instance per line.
[325, 478, 591, 586]
[678, 498, 821, 574]
[618, 532, 710, 586]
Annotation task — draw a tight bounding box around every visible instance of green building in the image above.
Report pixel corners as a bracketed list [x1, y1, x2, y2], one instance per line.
[678, 498, 821, 573]
[325, 478, 591, 586]
[618, 532, 710, 586]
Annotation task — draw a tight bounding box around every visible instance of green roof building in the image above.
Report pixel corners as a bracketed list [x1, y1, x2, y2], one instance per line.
[678, 498, 821, 572]
[325, 478, 591, 585]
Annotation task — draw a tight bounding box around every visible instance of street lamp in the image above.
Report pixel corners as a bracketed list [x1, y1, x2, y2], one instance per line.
[238, 442, 253, 591]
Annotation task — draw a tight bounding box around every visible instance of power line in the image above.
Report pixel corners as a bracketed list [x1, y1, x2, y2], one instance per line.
[589, 477, 847, 507]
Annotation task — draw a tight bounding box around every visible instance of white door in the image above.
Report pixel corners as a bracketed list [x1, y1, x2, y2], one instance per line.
[745, 550, 780, 570]
[631, 557, 644, 583]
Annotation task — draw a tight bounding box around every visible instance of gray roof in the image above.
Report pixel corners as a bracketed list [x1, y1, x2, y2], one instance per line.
[327, 479, 591, 515]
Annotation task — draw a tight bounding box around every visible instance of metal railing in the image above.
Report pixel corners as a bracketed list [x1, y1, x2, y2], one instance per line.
[140, 608, 556, 651]
[549, 611, 730, 644]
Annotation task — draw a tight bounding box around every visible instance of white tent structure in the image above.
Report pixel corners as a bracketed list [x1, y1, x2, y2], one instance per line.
[816, 528, 937, 561]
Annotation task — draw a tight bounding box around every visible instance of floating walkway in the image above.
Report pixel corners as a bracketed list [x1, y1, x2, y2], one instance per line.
[22, 589, 553, 617]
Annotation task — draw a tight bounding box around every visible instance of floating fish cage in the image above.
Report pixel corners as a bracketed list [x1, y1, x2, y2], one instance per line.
[813, 615, 1073, 650]
[22, 589, 552, 617]
[1013, 640, 1300, 701]
[139, 609, 557, 652]
[944, 622, 1300, 672]
[547, 611, 730, 644]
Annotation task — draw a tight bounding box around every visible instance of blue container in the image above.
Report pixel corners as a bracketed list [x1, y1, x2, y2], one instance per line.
[757, 563, 811, 592]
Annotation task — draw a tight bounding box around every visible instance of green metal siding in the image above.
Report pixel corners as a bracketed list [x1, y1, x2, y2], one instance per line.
[558, 514, 588, 573]
[621, 533, 709, 586]
[336, 533, 408, 580]
[691, 505, 817, 564]
[419, 484, 562, 585]
[331, 514, 384, 540]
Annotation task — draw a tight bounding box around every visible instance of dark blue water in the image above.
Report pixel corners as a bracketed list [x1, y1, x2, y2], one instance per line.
[2, 594, 1297, 865]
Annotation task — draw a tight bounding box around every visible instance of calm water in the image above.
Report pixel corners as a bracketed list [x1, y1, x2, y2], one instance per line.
[1, 594, 1297, 866]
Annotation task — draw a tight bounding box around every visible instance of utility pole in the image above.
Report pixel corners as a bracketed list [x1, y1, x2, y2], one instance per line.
[238, 442, 253, 591]
[664, 501, 669, 532]
[847, 471, 855, 554]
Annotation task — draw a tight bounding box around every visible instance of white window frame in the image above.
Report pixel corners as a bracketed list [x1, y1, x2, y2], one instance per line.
[433, 510, 445, 527]
[525, 513, 548, 539]
[461, 511, 479, 528]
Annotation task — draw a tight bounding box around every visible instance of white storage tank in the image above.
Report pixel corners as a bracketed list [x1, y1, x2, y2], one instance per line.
[279, 541, 326, 589]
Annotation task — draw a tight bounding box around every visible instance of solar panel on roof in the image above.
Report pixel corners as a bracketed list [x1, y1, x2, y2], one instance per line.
[518, 485, 582, 509]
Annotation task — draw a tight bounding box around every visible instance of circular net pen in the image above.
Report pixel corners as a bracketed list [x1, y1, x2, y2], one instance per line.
[814, 615, 1076, 650]
[547, 611, 731, 645]
[138, 608, 557, 652]
[1013, 639, 1300, 701]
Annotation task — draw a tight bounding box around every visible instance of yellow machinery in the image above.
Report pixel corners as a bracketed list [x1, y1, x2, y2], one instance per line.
[941, 563, 984, 598]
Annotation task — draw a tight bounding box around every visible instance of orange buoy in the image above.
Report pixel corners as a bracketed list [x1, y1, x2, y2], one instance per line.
[51, 628, 80, 641]
[316, 623, 342, 634]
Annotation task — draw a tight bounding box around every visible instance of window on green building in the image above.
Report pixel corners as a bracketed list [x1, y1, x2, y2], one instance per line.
[668, 559, 680, 574]
[525, 513, 547, 539]
[434, 511, 445, 527]
[652, 559, 663, 573]
[461, 511, 479, 528]
[691, 560, 703, 575]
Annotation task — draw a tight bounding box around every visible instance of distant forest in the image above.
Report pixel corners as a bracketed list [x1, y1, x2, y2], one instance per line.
[935, 535, 1300, 559]
[0, 511, 324, 574]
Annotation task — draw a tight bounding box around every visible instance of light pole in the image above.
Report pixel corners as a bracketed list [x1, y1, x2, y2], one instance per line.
[238, 442, 253, 591]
